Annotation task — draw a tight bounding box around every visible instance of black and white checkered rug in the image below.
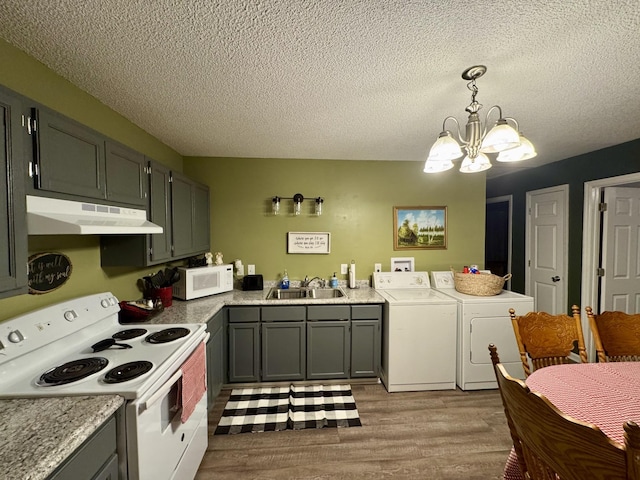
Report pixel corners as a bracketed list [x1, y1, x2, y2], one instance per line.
[214, 384, 362, 434]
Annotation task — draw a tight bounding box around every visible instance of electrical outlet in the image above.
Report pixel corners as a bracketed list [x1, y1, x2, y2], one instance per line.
[248, 264, 255, 275]
[374, 263, 382, 272]
[340, 263, 348, 275]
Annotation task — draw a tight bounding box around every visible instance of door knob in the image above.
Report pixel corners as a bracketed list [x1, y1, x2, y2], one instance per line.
[551, 276, 560, 282]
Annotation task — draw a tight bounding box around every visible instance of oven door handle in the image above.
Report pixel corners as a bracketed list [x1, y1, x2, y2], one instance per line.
[138, 335, 209, 411]
[140, 369, 183, 411]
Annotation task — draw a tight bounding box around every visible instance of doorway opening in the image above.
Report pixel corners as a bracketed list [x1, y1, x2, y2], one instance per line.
[485, 195, 512, 290]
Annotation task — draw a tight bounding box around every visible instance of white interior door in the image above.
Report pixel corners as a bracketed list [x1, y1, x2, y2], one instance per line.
[526, 185, 568, 313]
[600, 187, 640, 313]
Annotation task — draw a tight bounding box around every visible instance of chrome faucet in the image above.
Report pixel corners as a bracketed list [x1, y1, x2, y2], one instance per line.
[302, 276, 324, 288]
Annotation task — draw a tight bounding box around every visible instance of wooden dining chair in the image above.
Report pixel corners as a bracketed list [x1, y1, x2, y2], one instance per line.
[586, 306, 640, 363]
[509, 305, 588, 377]
[489, 344, 640, 480]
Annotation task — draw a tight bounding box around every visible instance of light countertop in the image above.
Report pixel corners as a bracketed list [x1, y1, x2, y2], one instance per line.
[148, 284, 385, 325]
[0, 395, 124, 480]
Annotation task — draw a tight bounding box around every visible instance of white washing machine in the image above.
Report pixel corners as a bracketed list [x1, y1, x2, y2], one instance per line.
[373, 271, 458, 392]
[430, 271, 534, 390]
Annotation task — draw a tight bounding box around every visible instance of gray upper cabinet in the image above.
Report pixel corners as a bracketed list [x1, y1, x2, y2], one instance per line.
[100, 161, 210, 267]
[31, 106, 148, 209]
[0, 87, 28, 299]
[105, 140, 147, 207]
[148, 160, 172, 263]
[32, 107, 106, 200]
[171, 171, 210, 258]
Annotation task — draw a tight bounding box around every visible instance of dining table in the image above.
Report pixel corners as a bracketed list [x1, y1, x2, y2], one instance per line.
[502, 361, 640, 480]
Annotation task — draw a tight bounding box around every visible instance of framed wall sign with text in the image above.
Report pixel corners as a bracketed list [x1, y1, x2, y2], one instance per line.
[287, 232, 331, 254]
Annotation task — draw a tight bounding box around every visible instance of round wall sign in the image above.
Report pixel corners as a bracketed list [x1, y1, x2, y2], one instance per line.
[28, 252, 73, 294]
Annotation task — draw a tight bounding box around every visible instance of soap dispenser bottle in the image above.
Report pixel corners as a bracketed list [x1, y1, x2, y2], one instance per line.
[330, 272, 338, 288]
[281, 269, 290, 289]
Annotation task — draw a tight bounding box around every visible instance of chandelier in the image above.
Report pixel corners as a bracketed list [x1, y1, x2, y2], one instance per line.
[423, 65, 536, 174]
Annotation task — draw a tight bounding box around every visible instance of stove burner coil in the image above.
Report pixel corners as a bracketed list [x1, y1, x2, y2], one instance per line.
[103, 361, 153, 383]
[37, 357, 109, 386]
[146, 327, 190, 344]
[112, 328, 148, 341]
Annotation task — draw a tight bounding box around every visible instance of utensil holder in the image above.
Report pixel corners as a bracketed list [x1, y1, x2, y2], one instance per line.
[147, 286, 173, 307]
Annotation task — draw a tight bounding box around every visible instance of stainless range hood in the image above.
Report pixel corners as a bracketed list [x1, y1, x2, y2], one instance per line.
[26, 195, 163, 235]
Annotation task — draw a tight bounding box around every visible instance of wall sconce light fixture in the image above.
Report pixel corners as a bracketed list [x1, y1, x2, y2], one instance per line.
[271, 193, 324, 216]
[293, 193, 304, 215]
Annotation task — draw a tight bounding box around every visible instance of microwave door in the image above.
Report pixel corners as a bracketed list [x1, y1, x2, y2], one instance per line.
[193, 272, 220, 290]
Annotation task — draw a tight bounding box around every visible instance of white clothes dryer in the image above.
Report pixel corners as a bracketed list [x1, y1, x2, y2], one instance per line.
[430, 271, 534, 390]
[373, 272, 458, 392]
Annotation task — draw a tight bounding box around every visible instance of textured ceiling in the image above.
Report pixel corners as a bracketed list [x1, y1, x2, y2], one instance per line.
[0, 1, 639, 179]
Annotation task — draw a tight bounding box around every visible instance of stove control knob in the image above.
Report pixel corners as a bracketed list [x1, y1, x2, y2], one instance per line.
[64, 310, 77, 322]
[101, 299, 110, 308]
[8, 330, 24, 344]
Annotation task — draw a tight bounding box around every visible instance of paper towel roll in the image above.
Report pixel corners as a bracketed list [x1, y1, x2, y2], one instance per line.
[348, 261, 356, 288]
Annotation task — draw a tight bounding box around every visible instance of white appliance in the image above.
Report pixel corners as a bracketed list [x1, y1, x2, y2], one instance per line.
[430, 271, 534, 390]
[0, 293, 209, 480]
[173, 264, 234, 300]
[373, 271, 458, 392]
[26, 195, 163, 235]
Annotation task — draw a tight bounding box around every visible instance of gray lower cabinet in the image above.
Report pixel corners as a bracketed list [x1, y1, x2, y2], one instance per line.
[306, 306, 351, 380]
[261, 306, 306, 381]
[206, 308, 226, 408]
[226, 304, 382, 384]
[48, 414, 118, 480]
[0, 87, 28, 299]
[350, 305, 382, 378]
[228, 307, 260, 383]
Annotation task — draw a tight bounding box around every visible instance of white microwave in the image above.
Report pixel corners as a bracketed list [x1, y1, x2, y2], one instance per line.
[173, 264, 234, 300]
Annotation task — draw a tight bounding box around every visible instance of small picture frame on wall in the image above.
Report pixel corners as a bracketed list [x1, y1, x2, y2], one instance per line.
[393, 206, 447, 250]
[391, 257, 415, 272]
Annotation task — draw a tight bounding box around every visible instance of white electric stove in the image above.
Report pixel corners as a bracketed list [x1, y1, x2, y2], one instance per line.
[0, 292, 209, 480]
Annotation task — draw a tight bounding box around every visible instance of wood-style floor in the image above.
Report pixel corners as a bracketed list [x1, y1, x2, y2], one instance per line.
[195, 382, 513, 479]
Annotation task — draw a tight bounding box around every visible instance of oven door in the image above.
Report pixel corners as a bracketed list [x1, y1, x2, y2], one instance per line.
[126, 345, 209, 480]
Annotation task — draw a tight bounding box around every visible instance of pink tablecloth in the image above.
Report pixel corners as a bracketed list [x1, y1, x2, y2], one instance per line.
[502, 362, 640, 480]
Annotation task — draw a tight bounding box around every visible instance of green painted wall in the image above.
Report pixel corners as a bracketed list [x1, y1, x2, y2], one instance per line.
[486, 138, 640, 310]
[0, 38, 487, 322]
[184, 157, 486, 284]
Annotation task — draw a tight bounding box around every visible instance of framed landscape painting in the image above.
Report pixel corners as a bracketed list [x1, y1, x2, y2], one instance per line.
[393, 206, 447, 250]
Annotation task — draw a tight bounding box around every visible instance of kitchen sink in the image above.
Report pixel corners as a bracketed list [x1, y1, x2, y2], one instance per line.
[266, 287, 345, 300]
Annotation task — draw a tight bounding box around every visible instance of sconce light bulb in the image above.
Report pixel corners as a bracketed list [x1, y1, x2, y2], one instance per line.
[315, 197, 323, 216]
[272, 196, 280, 215]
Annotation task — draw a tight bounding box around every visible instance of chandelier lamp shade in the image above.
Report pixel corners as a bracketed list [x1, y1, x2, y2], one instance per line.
[423, 65, 536, 174]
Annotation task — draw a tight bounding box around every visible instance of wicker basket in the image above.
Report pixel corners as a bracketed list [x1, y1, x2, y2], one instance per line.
[452, 270, 512, 296]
